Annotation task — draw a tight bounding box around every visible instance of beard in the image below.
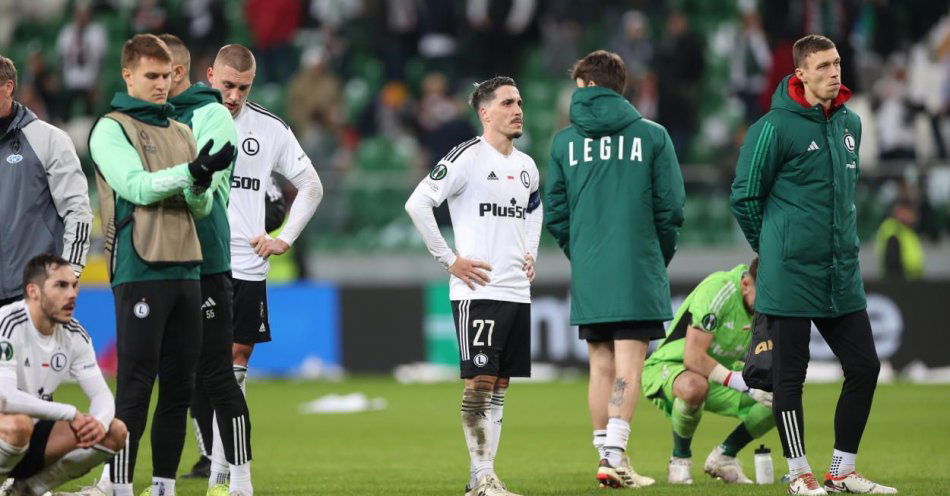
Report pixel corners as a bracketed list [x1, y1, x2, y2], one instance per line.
[506, 130, 523, 140]
[40, 294, 70, 325]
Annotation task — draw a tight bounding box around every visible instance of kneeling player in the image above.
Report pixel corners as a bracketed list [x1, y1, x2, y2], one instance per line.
[0, 254, 127, 495]
[641, 258, 774, 484]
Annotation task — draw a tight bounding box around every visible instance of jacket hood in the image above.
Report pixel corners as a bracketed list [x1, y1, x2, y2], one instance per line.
[109, 92, 175, 127]
[168, 83, 223, 109]
[770, 75, 851, 121]
[569, 87, 641, 138]
[1, 102, 37, 137]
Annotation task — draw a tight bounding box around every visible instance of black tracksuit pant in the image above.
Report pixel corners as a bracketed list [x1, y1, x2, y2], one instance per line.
[110, 279, 202, 482]
[189, 273, 252, 464]
[763, 309, 881, 459]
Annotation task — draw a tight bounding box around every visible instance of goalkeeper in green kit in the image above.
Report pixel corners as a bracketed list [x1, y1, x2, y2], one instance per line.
[641, 258, 775, 485]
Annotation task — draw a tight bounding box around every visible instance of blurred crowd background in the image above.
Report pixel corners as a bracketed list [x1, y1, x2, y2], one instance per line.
[1, 0, 949, 282]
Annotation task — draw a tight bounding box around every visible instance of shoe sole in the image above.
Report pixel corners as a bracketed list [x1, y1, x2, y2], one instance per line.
[596, 472, 623, 489]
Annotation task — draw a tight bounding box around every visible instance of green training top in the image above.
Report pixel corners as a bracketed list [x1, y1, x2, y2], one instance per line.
[646, 265, 753, 369]
[89, 93, 210, 286]
[169, 83, 237, 276]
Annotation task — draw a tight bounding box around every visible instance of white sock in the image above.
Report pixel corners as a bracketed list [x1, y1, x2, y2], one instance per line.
[23, 446, 113, 494]
[593, 429, 607, 461]
[151, 476, 174, 496]
[209, 412, 229, 487]
[461, 388, 494, 487]
[0, 437, 28, 474]
[488, 387, 506, 462]
[604, 418, 630, 467]
[830, 449, 856, 477]
[230, 461, 253, 495]
[786, 455, 812, 477]
[234, 365, 248, 395]
[97, 464, 113, 491]
[113, 483, 133, 496]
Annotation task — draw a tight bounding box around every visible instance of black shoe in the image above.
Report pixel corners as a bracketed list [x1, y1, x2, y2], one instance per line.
[181, 455, 211, 479]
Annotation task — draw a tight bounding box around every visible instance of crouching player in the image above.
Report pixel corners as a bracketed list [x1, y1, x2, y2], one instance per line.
[0, 254, 127, 495]
[641, 258, 774, 484]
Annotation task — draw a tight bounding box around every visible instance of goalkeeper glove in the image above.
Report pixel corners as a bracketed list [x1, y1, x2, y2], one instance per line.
[710, 363, 773, 408]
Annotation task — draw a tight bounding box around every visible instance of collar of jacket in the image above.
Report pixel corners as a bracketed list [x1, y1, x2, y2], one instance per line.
[168, 82, 223, 110]
[774, 75, 851, 120]
[109, 92, 176, 127]
[1, 101, 37, 138]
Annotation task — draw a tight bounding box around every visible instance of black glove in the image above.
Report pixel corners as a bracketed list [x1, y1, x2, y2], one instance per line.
[188, 139, 236, 188]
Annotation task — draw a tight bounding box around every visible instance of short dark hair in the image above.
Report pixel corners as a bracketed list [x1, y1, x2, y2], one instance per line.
[793, 35, 837, 69]
[22, 254, 70, 293]
[158, 33, 191, 73]
[122, 34, 172, 69]
[469, 76, 516, 111]
[571, 50, 626, 94]
[215, 44, 256, 72]
[747, 256, 759, 281]
[0, 55, 16, 91]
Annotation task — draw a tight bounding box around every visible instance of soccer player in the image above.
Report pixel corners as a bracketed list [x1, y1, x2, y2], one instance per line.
[88, 34, 233, 496]
[731, 35, 896, 495]
[544, 50, 683, 489]
[192, 44, 322, 493]
[641, 258, 774, 484]
[405, 76, 542, 496]
[0, 254, 127, 496]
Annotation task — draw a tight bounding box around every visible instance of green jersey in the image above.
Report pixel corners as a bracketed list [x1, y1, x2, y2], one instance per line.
[646, 265, 753, 369]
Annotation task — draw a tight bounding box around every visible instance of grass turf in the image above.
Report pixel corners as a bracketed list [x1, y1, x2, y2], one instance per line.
[49, 379, 950, 495]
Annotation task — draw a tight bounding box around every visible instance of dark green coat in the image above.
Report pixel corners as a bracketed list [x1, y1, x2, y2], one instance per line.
[544, 87, 685, 325]
[731, 75, 866, 318]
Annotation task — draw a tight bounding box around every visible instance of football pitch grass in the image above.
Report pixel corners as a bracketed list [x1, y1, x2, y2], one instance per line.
[52, 378, 950, 495]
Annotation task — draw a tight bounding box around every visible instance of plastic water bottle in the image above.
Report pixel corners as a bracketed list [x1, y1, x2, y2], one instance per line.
[754, 444, 774, 484]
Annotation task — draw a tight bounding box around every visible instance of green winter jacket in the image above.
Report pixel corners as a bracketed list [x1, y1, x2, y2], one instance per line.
[731, 75, 866, 318]
[544, 87, 685, 325]
[169, 84, 237, 276]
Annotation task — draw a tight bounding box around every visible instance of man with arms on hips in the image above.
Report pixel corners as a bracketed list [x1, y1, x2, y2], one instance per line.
[88, 34, 234, 496]
[642, 258, 775, 485]
[0, 254, 127, 496]
[544, 50, 684, 489]
[192, 44, 322, 492]
[0, 55, 92, 308]
[405, 76, 542, 496]
[731, 34, 896, 495]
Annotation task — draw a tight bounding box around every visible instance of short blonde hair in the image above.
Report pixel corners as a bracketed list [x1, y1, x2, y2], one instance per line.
[214, 44, 255, 72]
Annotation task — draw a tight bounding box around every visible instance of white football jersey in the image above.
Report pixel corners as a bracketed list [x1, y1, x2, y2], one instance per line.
[414, 137, 540, 303]
[0, 301, 101, 401]
[228, 101, 312, 281]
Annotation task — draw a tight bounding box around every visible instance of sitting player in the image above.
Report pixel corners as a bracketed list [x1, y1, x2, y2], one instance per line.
[0, 254, 127, 495]
[641, 258, 774, 484]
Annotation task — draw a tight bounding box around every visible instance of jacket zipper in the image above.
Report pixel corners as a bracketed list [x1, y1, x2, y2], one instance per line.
[826, 114, 838, 315]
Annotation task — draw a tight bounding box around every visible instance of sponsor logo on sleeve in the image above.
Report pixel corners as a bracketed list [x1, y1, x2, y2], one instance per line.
[701, 313, 718, 331]
[0, 341, 13, 361]
[429, 164, 447, 180]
